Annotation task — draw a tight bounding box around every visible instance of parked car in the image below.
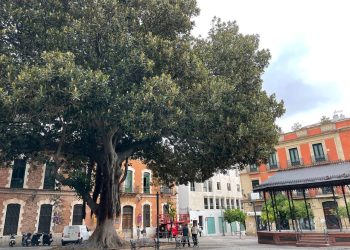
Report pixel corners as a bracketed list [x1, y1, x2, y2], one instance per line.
[61, 225, 90, 246]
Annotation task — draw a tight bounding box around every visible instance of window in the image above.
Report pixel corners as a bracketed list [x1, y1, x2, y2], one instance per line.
[231, 199, 235, 208]
[209, 198, 214, 209]
[227, 183, 231, 191]
[217, 182, 221, 190]
[190, 182, 195, 191]
[38, 204, 52, 233]
[226, 199, 230, 209]
[321, 187, 332, 194]
[237, 184, 240, 192]
[252, 180, 260, 190]
[143, 172, 150, 194]
[10, 159, 26, 188]
[72, 204, 83, 225]
[268, 152, 278, 169]
[203, 181, 208, 192]
[289, 148, 300, 166]
[296, 189, 306, 197]
[208, 180, 213, 192]
[124, 170, 133, 193]
[216, 198, 220, 209]
[204, 198, 208, 209]
[236, 199, 240, 209]
[143, 204, 150, 227]
[221, 198, 225, 209]
[313, 143, 326, 162]
[235, 169, 239, 177]
[43, 162, 55, 190]
[249, 164, 258, 172]
[3, 204, 21, 235]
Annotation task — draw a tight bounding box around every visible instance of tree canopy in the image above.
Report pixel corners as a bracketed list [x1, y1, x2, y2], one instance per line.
[0, 0, 284, 247]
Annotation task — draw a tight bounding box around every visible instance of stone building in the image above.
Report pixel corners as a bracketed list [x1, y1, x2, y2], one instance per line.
[178, 170, 243, 236]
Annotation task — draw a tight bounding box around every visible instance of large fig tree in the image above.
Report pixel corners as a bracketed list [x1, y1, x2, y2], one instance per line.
[0, 0, 284, 248]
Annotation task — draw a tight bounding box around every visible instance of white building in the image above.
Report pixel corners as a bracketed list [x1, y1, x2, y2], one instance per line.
[178, 169, 243, 236]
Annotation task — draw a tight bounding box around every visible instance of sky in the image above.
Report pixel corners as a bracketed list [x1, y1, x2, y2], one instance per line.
[192, 0, 350, 132]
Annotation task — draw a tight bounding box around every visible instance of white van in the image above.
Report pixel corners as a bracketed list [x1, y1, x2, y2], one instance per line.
[61, 225, 90, 245]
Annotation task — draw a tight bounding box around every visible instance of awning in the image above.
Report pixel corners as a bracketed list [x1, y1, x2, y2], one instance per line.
[254, 161, 350, 192]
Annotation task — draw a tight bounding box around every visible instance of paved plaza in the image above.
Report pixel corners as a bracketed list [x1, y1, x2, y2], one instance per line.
[158, 235, 350, 250]
[2, 236, 350, 249]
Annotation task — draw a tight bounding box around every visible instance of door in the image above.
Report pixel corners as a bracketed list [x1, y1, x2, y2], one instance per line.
[3, 204, 21, 235]
[122, 206, 133, 238]
[206, 217, 216, 234]
[231, 222, 237, 234]
[323, 201, 340, 229]
[218, 217, 226, 233]
[38, 204, 52, 233]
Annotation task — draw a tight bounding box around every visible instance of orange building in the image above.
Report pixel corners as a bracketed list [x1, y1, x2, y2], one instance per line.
[85, 159, 177, 239]
[241, 117, 350, 235]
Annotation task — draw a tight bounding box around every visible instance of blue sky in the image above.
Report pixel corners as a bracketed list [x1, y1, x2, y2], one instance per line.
[193, 0, 350, 132]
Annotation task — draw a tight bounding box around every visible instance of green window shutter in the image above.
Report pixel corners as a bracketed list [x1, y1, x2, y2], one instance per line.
[143, 173, 150, 194]
[125, 170, 133, 192]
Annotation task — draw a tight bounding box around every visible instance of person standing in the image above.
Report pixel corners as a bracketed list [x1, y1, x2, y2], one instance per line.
[182, 224, 191, 247]
[137, 226, 141, 240]
[191, 224, 199, 246]
[142, 227, 147, 238]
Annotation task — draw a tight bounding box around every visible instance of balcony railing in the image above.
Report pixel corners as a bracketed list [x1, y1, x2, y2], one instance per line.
[311, 154, 329, 164]
[120, 185, 139, 194]
[287, 158, 304, 168]
[160, 186, 173, 195]
[268, 162, 279, 170]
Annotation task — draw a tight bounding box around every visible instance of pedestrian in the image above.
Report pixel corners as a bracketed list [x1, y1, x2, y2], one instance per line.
[182, 224, 191, 247]
[137, 226, 141, 240]
[191, 224, 199, 246]
[142, 227, 147, 238]
[198, 226, 202, 237]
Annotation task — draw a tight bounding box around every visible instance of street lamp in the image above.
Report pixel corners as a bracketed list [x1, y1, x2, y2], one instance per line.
[156, 192, 160, 249]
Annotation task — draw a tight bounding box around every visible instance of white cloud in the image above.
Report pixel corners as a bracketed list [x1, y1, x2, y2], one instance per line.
[193, 0, 350, 132]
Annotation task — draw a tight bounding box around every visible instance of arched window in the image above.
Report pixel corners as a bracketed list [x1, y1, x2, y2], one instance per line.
[143, 172, 150, 194]
[3, 204, 21, 235]
[143, 204, 150, 227]
[72, 204, 83, 225]
[38, 204, 52, 233]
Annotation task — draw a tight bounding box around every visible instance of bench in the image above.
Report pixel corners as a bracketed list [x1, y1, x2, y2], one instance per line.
[130, 238, 158, 250]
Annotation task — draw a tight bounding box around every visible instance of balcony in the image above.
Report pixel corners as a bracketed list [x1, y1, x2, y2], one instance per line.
[120, 185, 139, 194]
[248, 165, 259, 173]
[287, 158, 304, 168]
[160, 186, 174, 195]
[311, 154, 329, 165]
[268, 162, 279, 170]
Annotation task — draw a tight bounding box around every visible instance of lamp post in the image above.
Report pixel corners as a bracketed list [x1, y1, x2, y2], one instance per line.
[156, 192, 160, 249]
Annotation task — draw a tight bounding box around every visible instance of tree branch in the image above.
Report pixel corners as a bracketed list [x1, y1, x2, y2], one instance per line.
[119, 158, 129, 185]
[55, 172, 99, 214]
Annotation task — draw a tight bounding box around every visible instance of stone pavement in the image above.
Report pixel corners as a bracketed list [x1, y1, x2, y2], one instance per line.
[155, 235, 350, 250]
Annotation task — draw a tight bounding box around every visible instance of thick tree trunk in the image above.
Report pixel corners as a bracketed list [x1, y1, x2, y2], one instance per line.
[87, 131, 124, 248]
[89, 218, 121, 248]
